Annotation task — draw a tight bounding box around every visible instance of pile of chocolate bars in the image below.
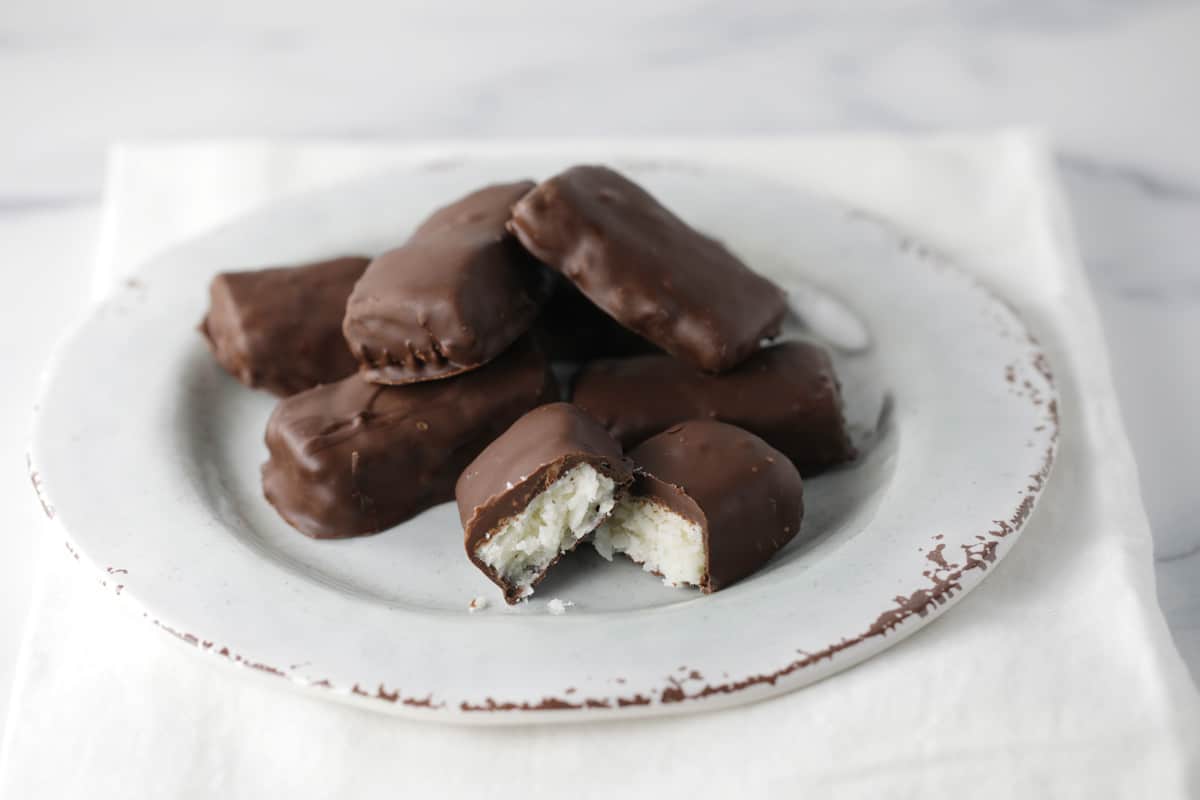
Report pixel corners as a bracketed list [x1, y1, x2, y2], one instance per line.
[200, 165, 854, 604]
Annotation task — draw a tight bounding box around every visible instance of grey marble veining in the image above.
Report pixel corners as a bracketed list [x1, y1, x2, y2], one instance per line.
[0, 0, 1197, 689]
[3, 0, 1200, 197]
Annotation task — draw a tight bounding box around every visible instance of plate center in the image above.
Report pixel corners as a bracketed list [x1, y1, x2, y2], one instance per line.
[187, 319, 894, 615]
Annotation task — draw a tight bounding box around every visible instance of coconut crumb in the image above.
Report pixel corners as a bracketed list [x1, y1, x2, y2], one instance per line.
[547, 598, 575, 616]
[467, 596, 489, 613]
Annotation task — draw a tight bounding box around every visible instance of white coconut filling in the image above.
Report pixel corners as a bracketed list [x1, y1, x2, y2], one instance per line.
[594, 497, 706, 588]
[476, 464, 617, 599]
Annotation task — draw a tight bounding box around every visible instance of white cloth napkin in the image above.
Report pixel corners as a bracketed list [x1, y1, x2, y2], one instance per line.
[4, 134, 1197, 799]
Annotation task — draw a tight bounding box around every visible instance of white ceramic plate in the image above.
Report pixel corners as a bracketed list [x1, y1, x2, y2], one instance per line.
[30, 158, 1058, 722]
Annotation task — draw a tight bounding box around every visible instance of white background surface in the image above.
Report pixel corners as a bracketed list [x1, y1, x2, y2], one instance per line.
[1, 0, 1198, 731]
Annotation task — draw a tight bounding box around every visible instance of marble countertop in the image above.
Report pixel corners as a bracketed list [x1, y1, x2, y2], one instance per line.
[1, 0, 1197, 725]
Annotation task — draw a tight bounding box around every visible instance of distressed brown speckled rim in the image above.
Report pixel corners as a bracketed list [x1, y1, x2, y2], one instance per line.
[28, 157, 1060, 722]
[32, 379, 1056, 718]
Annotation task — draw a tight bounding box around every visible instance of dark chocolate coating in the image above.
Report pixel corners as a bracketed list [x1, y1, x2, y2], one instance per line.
[457, 403, 633, 603]
[572, 341, 854, 476]
[344, 181, 549, 385]
[199, 256, 369, 396]
[262, 338, 555, 539]
[509, 165, 787, 373]
[533, 275, 657, 362]
[628, 420, 804, 593]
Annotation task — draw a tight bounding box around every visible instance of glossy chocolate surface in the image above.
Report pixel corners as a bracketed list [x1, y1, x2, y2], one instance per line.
[572, 341, 854, 475]
[628, 420, 804, 592]
[262, 338, 555, 538]
[533, 275, 657, 362]
[200, 256, 368, 396]
[344, 181, 549, 384]
[510, 165, 787, 373]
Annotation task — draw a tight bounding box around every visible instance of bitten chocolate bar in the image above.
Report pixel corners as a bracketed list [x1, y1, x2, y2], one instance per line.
[572, 341, 854, 476]
[457, 403, 633, 603]
[263, 338, 555, 539]
[200, 256, 369, 396]
[344, 182, 550, 385]
[509, 165, 787, 373]
[594, 420, 804, 593]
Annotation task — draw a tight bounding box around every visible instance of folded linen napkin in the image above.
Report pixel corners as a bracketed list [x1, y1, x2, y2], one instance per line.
[3, 134, 1196, 799]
